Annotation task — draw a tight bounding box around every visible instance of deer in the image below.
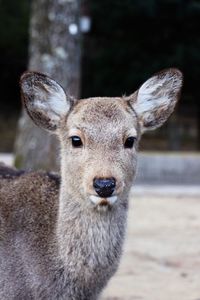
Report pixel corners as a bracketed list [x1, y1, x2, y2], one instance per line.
[0, 68, 183, 299]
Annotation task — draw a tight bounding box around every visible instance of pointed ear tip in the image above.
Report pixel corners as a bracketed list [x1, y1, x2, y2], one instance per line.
[20, 71, 49, 85]
[20, 70, 37, 80]
[170, 68, 184, 89]
[170, 67, 183, 79]
[160, 67, 183, 81]
[20, 72, 30, 92]
[20, 71, 36, 88]
[20, 71, 31, 84]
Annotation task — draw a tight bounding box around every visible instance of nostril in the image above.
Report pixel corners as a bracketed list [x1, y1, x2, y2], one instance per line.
[93, 177, 116, 198]
[93, 177, 116, 189]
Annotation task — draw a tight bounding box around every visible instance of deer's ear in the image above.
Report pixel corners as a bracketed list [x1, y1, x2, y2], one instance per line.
[20, 72, 73, 131]
[128, 68, 183, 133]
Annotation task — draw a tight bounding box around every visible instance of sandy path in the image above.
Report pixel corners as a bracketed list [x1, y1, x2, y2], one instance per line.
[101, 187, 200, 300]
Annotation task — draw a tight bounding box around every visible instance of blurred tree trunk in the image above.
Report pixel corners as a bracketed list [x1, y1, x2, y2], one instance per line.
[198, 110, 200, 150]
[14, 0, 81, 171]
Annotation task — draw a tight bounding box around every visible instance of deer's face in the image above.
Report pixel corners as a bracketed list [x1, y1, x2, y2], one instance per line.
[59, 97, 139, 208]
[20, 68, 183, 210]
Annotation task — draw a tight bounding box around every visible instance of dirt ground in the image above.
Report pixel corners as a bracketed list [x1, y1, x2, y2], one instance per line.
[101, 186, 200, 300]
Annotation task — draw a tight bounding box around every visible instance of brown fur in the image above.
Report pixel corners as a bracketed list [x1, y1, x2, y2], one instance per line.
[0, 68, 183, 299]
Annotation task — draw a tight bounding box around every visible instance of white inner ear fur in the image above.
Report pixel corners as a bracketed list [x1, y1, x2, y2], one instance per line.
[34, 82, 69, 122]
[135, 73, 179, 114]
[133, 70, 182, 131]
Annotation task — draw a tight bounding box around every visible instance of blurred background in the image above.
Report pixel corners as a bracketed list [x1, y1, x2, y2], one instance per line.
[0, 1, 200, 299]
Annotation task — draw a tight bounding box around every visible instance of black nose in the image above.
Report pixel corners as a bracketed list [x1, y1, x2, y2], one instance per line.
[93, 177, 116, 198]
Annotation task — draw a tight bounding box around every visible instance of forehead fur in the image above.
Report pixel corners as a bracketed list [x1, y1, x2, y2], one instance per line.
[66, 97, 138, 135]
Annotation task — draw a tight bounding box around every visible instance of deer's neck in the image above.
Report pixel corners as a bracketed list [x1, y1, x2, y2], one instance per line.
[56, 184, 128, 276]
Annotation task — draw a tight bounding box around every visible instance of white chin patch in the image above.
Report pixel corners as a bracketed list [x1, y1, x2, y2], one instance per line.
[89, 195, 118, 206]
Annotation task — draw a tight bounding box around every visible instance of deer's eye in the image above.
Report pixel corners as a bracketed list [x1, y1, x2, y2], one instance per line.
[124, 137, 136, 149]
[71, 136, 83, 148]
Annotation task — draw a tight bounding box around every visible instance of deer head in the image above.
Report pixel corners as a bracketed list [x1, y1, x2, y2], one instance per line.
[20, 68, 183, 210]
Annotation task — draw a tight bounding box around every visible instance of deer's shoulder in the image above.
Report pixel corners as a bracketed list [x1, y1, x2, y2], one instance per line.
[0, 164, 60, 235]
